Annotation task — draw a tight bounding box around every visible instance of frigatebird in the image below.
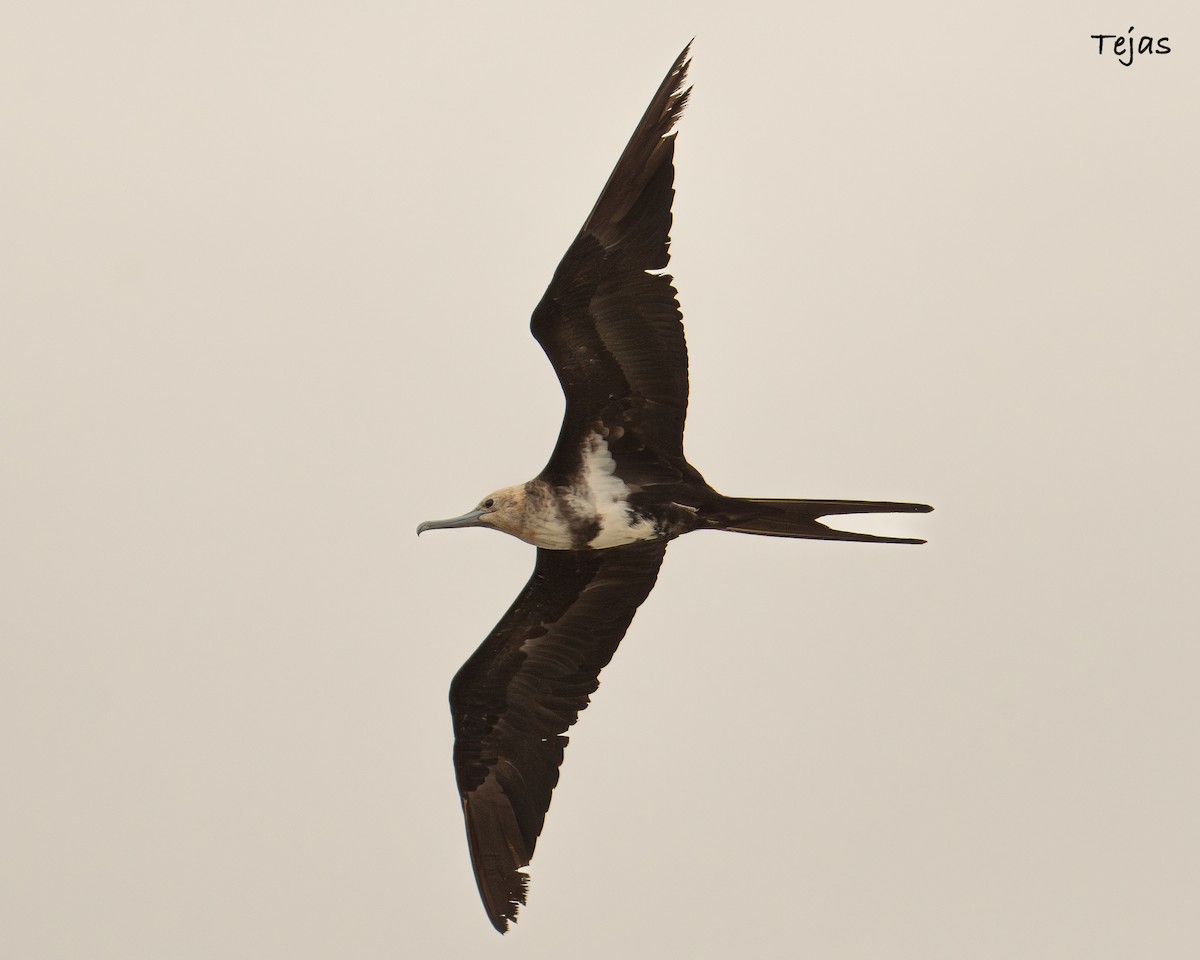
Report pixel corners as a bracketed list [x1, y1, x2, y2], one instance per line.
[417, 43, 931, 932]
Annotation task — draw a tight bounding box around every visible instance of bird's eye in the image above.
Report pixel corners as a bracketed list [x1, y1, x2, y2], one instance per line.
[483, 498, 495, 509]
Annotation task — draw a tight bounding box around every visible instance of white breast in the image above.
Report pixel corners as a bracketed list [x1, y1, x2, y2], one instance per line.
[566, 432, 657, 548]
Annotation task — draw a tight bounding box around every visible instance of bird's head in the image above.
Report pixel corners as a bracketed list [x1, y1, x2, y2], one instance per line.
[417, 484, 529, 540]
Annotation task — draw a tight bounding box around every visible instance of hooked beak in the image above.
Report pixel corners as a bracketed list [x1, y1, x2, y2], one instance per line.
[416, 508, 488, 536]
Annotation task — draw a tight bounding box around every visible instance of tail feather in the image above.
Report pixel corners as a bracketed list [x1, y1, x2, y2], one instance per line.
[706, 497, 933, 544]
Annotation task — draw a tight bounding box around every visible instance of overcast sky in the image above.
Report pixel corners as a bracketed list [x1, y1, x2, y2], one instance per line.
[4, 2, 1199, 957]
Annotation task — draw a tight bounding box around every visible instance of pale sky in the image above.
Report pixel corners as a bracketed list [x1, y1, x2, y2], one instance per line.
[4, 2, 1199, 957]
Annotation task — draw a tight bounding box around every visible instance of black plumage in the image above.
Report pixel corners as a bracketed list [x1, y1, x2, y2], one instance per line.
[533, 52, 691, 482]
[449, 541, 667, 932]
[418, 42, 931, 932]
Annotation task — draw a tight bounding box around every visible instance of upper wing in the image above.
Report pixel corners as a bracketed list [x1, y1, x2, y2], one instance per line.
[449, 540, 669, 932]
[531, 44, 692, 482]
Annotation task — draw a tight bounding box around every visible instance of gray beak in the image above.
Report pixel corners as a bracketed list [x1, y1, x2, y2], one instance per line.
[416, 508, 488, 536]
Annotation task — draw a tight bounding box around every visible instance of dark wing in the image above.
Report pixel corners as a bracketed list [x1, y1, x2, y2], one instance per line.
[532, 44, 693, 483]
[449, 540, 668, 932]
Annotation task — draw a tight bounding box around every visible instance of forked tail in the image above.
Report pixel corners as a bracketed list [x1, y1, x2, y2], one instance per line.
[705, 497, 933, 544]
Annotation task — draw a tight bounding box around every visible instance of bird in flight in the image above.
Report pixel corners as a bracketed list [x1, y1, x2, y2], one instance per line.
[417, 43, 931, 932]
